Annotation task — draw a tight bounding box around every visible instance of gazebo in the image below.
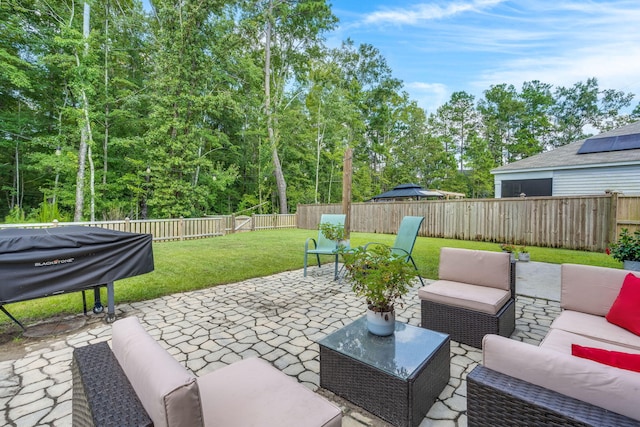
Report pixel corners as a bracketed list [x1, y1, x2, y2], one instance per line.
[369, 183, 444, 202]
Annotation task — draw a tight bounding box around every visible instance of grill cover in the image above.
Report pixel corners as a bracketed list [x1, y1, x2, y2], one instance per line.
[0, 226, 154, 304]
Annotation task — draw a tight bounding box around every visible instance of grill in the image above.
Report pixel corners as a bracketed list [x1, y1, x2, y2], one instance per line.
[0, 225, 154, 329]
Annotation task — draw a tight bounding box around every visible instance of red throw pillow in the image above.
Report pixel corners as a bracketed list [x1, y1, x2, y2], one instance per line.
[572, 344, 640, 373]
[606, 273, 640, 335]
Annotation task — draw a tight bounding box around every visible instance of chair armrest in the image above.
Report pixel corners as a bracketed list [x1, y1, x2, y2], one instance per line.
[468, 364, 639, 426]
[72, 341, 152, 427]
[304, 237, 317, 251]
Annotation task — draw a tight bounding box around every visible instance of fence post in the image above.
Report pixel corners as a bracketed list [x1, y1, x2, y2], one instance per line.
[179, 216, 184, 240]
[231, 214, 236, 233]
[608, 192, 619, 246]
[52, 219, 59, 227]
[125, 217, 131, 233]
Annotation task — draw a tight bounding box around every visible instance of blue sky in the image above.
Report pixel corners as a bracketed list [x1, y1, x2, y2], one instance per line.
[326, 0, 640, 114]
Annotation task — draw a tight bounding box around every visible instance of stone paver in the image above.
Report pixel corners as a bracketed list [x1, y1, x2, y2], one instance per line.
[0, 263, 560, 426]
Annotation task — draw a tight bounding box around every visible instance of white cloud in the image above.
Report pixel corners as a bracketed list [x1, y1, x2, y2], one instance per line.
[473, 44, 640, 95]
[404, 82, 449, 114]
[363, 0, 505, 25]
[331, 0, 640, 112]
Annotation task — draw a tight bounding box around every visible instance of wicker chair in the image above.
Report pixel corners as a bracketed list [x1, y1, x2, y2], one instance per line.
[72, 317, 342, 427]
[418, 248, 516, 348]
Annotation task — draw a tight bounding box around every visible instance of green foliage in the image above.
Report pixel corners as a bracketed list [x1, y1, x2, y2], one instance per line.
[499, 243, 516, 253]
[29, 199, 65, 223]
[318, 222, 345, 242]
[342, 244, 416, 312]
[1, 0, 639, 220]
[4, 207, 25, 224]
[608, 228, 640, 262]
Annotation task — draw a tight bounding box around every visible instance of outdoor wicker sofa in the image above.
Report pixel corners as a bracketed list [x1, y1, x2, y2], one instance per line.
[72, 316, 342, 427]
[467, 263, 640, 426]
[417, 248, 516, 348]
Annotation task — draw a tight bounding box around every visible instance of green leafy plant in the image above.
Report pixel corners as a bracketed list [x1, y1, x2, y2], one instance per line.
[608, 228, 640, 262]
[500, 243, 516, 253]
[341, 244, 417, 313]
[518, 245, 528, 254]
[319, 222, 345, 243]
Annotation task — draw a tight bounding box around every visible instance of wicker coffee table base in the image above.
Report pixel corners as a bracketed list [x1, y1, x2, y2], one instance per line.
[320, 336, 450, 427]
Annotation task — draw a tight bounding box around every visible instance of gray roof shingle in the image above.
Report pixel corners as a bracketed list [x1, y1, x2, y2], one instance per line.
[492, 121, 640, 173]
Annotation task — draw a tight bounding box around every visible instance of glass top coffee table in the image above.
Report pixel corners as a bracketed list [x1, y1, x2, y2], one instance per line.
[318, 316, 450, 427]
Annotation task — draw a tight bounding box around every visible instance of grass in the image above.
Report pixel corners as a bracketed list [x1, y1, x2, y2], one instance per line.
[0, 229, 620, 328]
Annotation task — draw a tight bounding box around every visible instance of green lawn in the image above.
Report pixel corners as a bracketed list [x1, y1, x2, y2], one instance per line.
[0, 229, 620, 329]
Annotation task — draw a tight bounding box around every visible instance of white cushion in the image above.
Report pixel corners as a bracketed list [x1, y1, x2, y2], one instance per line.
[439, 247, 511, 291]
[541, 328, 640, 354]
[418, 280, 511, 315]
[561, 264, 629, 316]
[198, 357, 342, 427]
[550, 310, 640, 351]
[111, 317, 204, 427]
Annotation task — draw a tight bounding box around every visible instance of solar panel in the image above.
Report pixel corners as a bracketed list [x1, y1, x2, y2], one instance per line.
[578, 133, 640, 154]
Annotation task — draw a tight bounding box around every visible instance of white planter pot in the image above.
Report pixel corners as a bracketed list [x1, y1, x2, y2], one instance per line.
[518, 252, 530, 262]
[623, 260, 640, 272]
[366, 308, 395, 336]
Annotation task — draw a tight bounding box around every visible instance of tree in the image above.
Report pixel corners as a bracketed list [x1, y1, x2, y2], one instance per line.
[144, 0, 241, 218]
[478, 84, 523, 165]
[515, 80, 554, 153]
[552, 78, 635, 146]
[244, 0, 337, 213]
[464, 133, 495, 198]
[433, 91, 479, 171]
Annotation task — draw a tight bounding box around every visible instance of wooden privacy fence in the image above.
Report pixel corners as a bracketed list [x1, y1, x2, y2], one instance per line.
[297, 194, 640, 252]
[0, 214, 297, 242]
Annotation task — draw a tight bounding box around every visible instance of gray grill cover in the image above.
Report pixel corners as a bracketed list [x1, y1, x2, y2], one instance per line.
[0, 226, 154, 304]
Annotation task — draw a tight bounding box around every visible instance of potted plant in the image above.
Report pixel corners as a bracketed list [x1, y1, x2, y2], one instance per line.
[608, 228, 640, 271]
[319, 222, 347, 248]
[341, 244, 417, 336]
[518, 246, 530, 262]
[499, 243, 517, 262]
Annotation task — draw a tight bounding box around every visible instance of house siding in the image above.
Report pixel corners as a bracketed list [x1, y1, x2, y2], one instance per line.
[553, 165, 640, 196]
[494, 165, 640, 197]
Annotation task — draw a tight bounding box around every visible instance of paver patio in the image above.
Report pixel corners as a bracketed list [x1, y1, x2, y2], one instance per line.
[0, 263, 560, 427]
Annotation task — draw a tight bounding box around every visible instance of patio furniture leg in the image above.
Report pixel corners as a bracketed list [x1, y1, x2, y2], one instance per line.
[405, 255, 424, 286]
[304, 251, 308, 277]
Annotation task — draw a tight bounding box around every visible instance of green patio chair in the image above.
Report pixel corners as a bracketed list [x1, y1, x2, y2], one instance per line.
[363, 215, 425, 286]
[304, 214, 346, 280]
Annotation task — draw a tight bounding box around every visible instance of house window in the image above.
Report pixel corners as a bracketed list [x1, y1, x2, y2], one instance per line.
[501, 178, 552, 197]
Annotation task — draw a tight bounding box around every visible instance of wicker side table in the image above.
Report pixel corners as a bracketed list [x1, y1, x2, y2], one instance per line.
[318, 317, 450, 427]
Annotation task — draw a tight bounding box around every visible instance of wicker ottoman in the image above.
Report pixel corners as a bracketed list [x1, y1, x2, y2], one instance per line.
[318, 317, 450, 427]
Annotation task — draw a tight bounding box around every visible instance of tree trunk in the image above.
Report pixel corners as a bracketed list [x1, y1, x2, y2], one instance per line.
[74, 2, 94, 221]
[264, 0, 288, 213]
[75, 124, 87, 221]
[103, 0, 110, 185]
